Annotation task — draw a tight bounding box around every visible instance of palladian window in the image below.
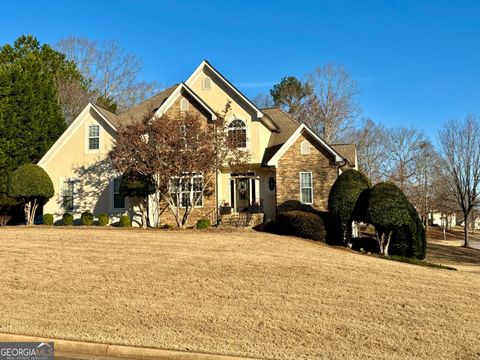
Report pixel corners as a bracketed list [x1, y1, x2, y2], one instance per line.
[228, 119, 247, 148]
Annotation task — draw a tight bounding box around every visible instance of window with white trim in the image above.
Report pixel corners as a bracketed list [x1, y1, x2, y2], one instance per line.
[170, 175, 203, 208]
[301, 140, 310, 155]
[88, 125, 100, 150]
[180, 98, 189, 111]
[228, 119, 247, 148]
[62, 179, 75, 211]
[113, 177, 126, 209]
[202, 76, 211, 90]
[300, 172, 313, 204]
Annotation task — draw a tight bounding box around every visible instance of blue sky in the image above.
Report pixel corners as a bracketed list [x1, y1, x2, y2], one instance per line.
[2, 0, 480, 139]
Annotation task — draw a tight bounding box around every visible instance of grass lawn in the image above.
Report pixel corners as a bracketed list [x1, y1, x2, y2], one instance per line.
[0, 227, 479, 360]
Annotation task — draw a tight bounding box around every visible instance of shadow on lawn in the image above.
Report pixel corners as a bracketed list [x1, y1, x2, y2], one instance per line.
[427, 242, 480, 266]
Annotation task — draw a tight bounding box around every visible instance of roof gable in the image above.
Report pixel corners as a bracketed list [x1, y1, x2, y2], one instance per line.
[266, 124, 345, 166]
[185, 60, 264, 119]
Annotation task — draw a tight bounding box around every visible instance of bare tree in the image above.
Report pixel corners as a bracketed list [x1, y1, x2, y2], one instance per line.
[109, 103, 249, 228]
[56, 36, 160, 113]
[438, 115, 480, 247]
[252, 93, 274, 109]
[344, 118, 386, 183]
[304, 63, 361, 142]
[382, 126, 427, 193]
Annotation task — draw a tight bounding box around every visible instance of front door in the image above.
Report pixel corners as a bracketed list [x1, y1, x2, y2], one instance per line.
[235, 178, 250, 211]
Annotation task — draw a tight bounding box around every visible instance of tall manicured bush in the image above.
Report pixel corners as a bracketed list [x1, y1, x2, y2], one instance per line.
[276, 210, 326, 241]
[8, 164, 54, 225]
[42, 213, 54, 225]
[328, 169, 371, 244]
[81, 211, 94, 226]
[98, 213, 109, 226]
[366, 182, 411, 256]
[62, 213, 74, 226]
[390, 203, 426, 260]
[119, 171, 155, 228]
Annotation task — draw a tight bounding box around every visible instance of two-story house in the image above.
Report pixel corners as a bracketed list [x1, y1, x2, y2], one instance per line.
[38, 60, 356, 226]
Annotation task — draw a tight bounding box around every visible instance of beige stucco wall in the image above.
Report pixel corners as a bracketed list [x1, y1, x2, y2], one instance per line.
[188, 68, 272, 164]
[39, 106, 129, 224]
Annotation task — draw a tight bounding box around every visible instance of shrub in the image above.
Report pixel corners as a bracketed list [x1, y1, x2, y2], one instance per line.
[9, 164, 54, 225]
[0, 215, 12, 226]
[328, 169, 371, 244]
[351, 237, 380, 253]
[196, 218, 211, 230]
[43, 213, 54, 225]
[81, 211, 94, 226]
[62, 213, 74, 226]
[276, 210, 326, 241]
[98, 213, 109, 226]
[119, 215, 131, 227]
[390, 204, 426, 260]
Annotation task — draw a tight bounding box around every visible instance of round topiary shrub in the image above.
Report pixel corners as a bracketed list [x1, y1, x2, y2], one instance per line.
[328, 169, 371, 244]
[119, 215, 131, 227]
[9, 164, 54, 225]
[42, 213, 54, 226]
[62, 213, 74, 226]
[389, 203, 426, 260]
[276, 210, 326, 241]
[81, 211, 94, 226]
[98, 213, 109, 226]
[196, 218, 211, 230]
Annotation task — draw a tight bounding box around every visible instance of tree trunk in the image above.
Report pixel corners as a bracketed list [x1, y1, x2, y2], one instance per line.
[140, 201, 147, 229]
[384, 232, 391, 257]
[24, 199, 38, 226]
[464, 217, 470, 247]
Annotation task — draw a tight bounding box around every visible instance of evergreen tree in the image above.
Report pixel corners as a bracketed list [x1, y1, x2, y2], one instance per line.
[0, 35, 82, 200]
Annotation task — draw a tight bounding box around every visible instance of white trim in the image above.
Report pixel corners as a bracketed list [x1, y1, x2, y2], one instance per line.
[169, 175, 204, 209]
[154, 83, 217, 120]
[267, 124, 345, 166]
[228, 117, 248, 148]
[84, 123, 101, 154]
[185, 60, 263, 118]
[38, 103, 117, 168]
[299, 171, 313, 205]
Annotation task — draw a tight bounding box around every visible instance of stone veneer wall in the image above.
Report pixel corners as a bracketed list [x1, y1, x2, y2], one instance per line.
[275, 132, 339, 212]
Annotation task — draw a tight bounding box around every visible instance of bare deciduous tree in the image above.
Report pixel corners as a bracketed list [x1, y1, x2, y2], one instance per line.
[252, 93, 274, 109]
[382, 126, 427, 193]
[304, 63, 361, 142]
[56, 36, 160, 113]
[438, 115, 480, 247]
[109, 103, 249, 228]
[345, 118, 386, 183]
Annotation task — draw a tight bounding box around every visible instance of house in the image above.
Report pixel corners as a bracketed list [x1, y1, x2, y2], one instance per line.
[429, 211, 456, 230]
[39, 60, 356, 226]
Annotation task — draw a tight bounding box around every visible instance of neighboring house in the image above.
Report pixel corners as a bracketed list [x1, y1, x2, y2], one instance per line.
[457, 215, 480, 230]
[429, 211, 456, 230]
[39, 60, 356, 226]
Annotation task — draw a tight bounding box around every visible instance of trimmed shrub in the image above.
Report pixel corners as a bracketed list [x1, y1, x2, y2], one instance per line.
[328, 169, 371, 244]
[196, 218, 211, 230]
[42, 213, 54, 225]
[62, 213, 74, 226]
[81, 211, 94, 226]
[390, 204, 426, 260]
[98, 213, 109, 226]
[276, 210, 325, 241]
[119, 215, 131, 227]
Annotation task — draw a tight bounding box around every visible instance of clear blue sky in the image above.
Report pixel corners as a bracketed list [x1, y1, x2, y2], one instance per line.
[2, 0, 480, 140]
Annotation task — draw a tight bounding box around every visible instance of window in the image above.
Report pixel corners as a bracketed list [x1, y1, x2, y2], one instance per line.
[180, 98, 189, 111]
[113, 177, 126, 209]
[228, 119, 247, 148]
[170, 175, 203, 208]
[202, 76, 211, 90]
[300, 172, 313, 204]
[62, 179, 75, 211]
[88, 125, 100, 150]
[301, 140, 310, 155]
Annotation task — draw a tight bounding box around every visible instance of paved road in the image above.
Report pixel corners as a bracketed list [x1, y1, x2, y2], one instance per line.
[471, 241, 480, 250]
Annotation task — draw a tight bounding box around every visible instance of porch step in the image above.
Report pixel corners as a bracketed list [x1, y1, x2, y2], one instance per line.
[220, 213, 264, 228]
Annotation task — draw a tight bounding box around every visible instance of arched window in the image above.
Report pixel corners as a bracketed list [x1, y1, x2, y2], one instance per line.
[202, 76, 211, 90]
[228, 119, 247, 148]
[301, 140, 310, 155]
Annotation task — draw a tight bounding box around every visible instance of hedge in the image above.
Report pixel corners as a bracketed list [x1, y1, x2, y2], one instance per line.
[276, 210, 326, 241]
[119, 215, 131, 227]
[98, 213, 109, 226]
[81, 211, 94, 226]
[42, 213, 54, 226]
[62, 213, 74, 226]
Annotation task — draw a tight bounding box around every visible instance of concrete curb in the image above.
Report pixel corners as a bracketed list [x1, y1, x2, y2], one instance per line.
[0, 333, 258, 360]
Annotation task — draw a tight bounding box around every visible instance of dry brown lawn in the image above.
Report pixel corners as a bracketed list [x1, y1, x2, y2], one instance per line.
[0, 227, 479, 360]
